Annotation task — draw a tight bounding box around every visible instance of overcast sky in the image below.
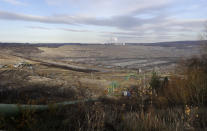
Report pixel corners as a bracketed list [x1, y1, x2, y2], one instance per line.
[0, 0, 206, 43]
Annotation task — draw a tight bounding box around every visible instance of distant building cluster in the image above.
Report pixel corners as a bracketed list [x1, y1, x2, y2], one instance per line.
[104, 43, 126, 46]
[0, 61, 33, 69]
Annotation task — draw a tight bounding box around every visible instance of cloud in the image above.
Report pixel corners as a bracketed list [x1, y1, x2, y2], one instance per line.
[45, 0, 172, 16]
[0, 10, 206, 33]
[0, 0, 207, 42]
[60, 28, 91, 32]
[1, 9, 206, 28]
[0, 10, 147, 29]
[1, 0, 26, 5]
[0, 10, 75, 24]
[26, 25, 92, 32]
[26, 26, 51, 30]
[98, 17, 207, 42]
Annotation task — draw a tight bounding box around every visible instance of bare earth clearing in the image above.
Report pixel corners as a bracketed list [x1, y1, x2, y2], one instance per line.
[0, 43, 201, 103]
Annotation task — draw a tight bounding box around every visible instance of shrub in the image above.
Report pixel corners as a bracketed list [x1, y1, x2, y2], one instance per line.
[149, 72, 161, 95]
[161, 57, 207, 106]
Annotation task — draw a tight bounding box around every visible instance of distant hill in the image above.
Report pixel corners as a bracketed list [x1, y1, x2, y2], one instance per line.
[126, 40, 205, 47]
[0, 40, 206, 48]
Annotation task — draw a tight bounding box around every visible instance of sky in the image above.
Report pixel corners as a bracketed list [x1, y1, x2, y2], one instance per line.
[0, 0, 206, 43]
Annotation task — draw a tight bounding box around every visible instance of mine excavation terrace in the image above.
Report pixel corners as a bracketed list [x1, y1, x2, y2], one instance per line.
[0, 42, 201, 104]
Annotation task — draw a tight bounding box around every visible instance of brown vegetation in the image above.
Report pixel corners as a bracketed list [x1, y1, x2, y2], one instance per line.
[0, 40, 207, 130]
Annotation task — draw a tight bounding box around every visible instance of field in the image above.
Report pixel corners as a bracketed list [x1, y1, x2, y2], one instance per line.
[37, 44, 200, 70]
[0, 42, 201, 101]
[0, 42, 207, 130]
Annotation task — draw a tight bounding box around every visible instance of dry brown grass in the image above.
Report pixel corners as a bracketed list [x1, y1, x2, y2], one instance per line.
[1, 97, 207, 131]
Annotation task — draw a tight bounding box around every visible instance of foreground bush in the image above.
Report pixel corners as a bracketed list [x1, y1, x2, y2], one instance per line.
[2, 98, 206, 131]
[151, 55, 207, 107]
